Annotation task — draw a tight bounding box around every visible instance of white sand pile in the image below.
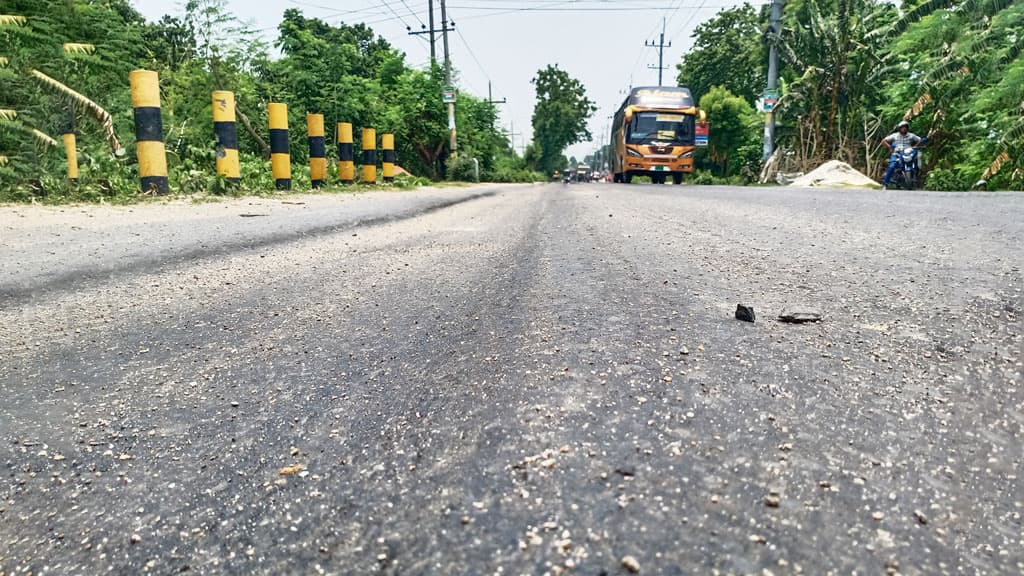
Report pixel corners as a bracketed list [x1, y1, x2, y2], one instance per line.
[789, 160, 880, 189]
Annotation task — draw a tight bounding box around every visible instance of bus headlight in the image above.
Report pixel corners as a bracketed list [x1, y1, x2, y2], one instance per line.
[678, 151, 694, 159]
[626, 148, 642, 157]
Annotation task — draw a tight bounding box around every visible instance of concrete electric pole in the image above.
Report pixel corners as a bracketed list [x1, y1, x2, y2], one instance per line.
[406, 0, 437, 65]
[428, 0, 435, 64]
[763, 0, 784, 160]
[486, 81, 506, 106]
[508, 121, 521, 155]
[441, 0, 456, 155]
[646, 18, 672, 86]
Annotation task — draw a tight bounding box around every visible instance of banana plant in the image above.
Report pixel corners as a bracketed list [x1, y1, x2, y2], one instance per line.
[30, 69, 123, 155]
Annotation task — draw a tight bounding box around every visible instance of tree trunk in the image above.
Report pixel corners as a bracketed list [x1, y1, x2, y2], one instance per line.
[236, 107, 271, 159]
[415, 140, 444, 180]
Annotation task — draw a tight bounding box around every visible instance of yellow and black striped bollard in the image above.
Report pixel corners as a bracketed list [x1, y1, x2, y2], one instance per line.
[337, 122, 355, 184]
[268, 102, 291, 190]
[361, 128, 376, 184]
[61, 115, 78, 184]
[212, 91, 240, 185]
[382, 133, 395, 183]
[129, 70, 168, 194]
[307, 113, 326, 188]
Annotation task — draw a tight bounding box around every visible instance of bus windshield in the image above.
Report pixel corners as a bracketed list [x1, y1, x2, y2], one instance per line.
[627, 112, 694, 145]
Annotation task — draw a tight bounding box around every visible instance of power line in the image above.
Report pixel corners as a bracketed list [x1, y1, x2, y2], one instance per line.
[627, 19, 665, 88]
[379, 0, 414, 29]
[452, 21, 487, 91]
[668, 0, 713, 41]
[408, 0, 453, 65]
[399, 0, 426, 26]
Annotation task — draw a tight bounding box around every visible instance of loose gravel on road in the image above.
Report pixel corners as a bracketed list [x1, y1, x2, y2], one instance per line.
[1, 184, 1021, 575]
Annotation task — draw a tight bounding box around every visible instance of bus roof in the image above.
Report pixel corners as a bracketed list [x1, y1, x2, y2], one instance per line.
[619, 86, 695, 111]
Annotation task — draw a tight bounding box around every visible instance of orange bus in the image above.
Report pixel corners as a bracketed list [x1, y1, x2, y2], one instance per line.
[611, 86, 705, 184]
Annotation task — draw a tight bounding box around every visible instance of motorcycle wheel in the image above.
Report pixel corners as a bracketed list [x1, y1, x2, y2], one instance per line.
[893, 172, 908, 190]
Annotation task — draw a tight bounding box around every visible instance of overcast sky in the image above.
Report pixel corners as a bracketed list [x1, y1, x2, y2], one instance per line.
[131, 0, 757, 161]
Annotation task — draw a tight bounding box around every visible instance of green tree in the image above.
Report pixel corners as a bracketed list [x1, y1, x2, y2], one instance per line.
[676, 3, 766, 104]
[876, 0, 1024, 188]
[379, 64, 447, 178]
[699, 86, 760, 177]
[144, 16, 196, 72]
[529, 65, 596, 174]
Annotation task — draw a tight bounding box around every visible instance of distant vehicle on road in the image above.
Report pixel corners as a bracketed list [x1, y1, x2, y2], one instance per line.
[575, 163, 592, 183]
[611, 86, 705, 185]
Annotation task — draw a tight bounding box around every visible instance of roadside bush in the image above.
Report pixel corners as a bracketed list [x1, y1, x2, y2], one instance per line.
[446, 154, 479, 182]
[486, 167, 542, 183]
[924, 168, 970, 191]
[691, 170, 715, 185]
[394, 173, 432, 189]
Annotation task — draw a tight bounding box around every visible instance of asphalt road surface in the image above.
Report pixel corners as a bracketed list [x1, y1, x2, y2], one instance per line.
[2, 184, 1022, 575]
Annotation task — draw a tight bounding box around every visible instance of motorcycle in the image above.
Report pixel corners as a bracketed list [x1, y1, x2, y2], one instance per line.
[888, 137, 928, 190]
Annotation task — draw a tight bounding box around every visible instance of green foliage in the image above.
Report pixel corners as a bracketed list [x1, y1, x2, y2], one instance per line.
[698, 86, 761, 177]
[0, 0, 519, 202]
[678, 0, 1024, 189]
[691, 170, 716, 185]
[676, 3, 767, 104]
[924, 167, 970, 191]
[446, 154, 479, 182]
[530, 65, 597, 174]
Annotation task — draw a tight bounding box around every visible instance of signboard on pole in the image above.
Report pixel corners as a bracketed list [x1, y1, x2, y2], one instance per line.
[695, 122, 709, 147]
[442, 86, 457, 103]
[762, 89, 779, 113]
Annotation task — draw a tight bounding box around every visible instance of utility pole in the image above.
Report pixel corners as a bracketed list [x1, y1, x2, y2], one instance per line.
[509, 121, 521, 155]
[428, 0, 435, 64]
[645, 17, 672, 86]
[407, 0, 444, 67]
[763, 0, 784, 160]
[441, 0, 456, 155]
[486, 81, 506, 105]
[594, 125, 607, 173]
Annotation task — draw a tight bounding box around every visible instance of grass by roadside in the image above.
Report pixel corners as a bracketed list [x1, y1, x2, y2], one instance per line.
[0, 175, 482, 207]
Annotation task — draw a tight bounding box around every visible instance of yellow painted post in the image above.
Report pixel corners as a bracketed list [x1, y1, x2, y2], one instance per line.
[61, 115, 78, 183]
[337, 122, 354, 184]
[361, 128, 377, 184]
[212, 91, 240, 184]
[307, 113, 326, 188]
[129, 70, 168, 194]
[268, 102, 291, 190]
[381, 133, 395, 183]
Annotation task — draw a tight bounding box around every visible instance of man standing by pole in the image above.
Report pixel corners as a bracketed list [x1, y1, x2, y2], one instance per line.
[763, 0, 784, 161]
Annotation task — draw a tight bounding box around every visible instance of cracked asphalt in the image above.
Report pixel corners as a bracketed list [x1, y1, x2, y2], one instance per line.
[1, 183, 1022, 575]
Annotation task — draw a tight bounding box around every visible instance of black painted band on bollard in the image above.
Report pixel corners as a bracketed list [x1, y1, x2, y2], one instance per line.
[133, 107, 163, 141]
[309, 137, 326, 158]
[269, 129, 290, 154]
[338, 142, 354, 162]
[214, 122, 239, 149]
[363, 149, 377, 167]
